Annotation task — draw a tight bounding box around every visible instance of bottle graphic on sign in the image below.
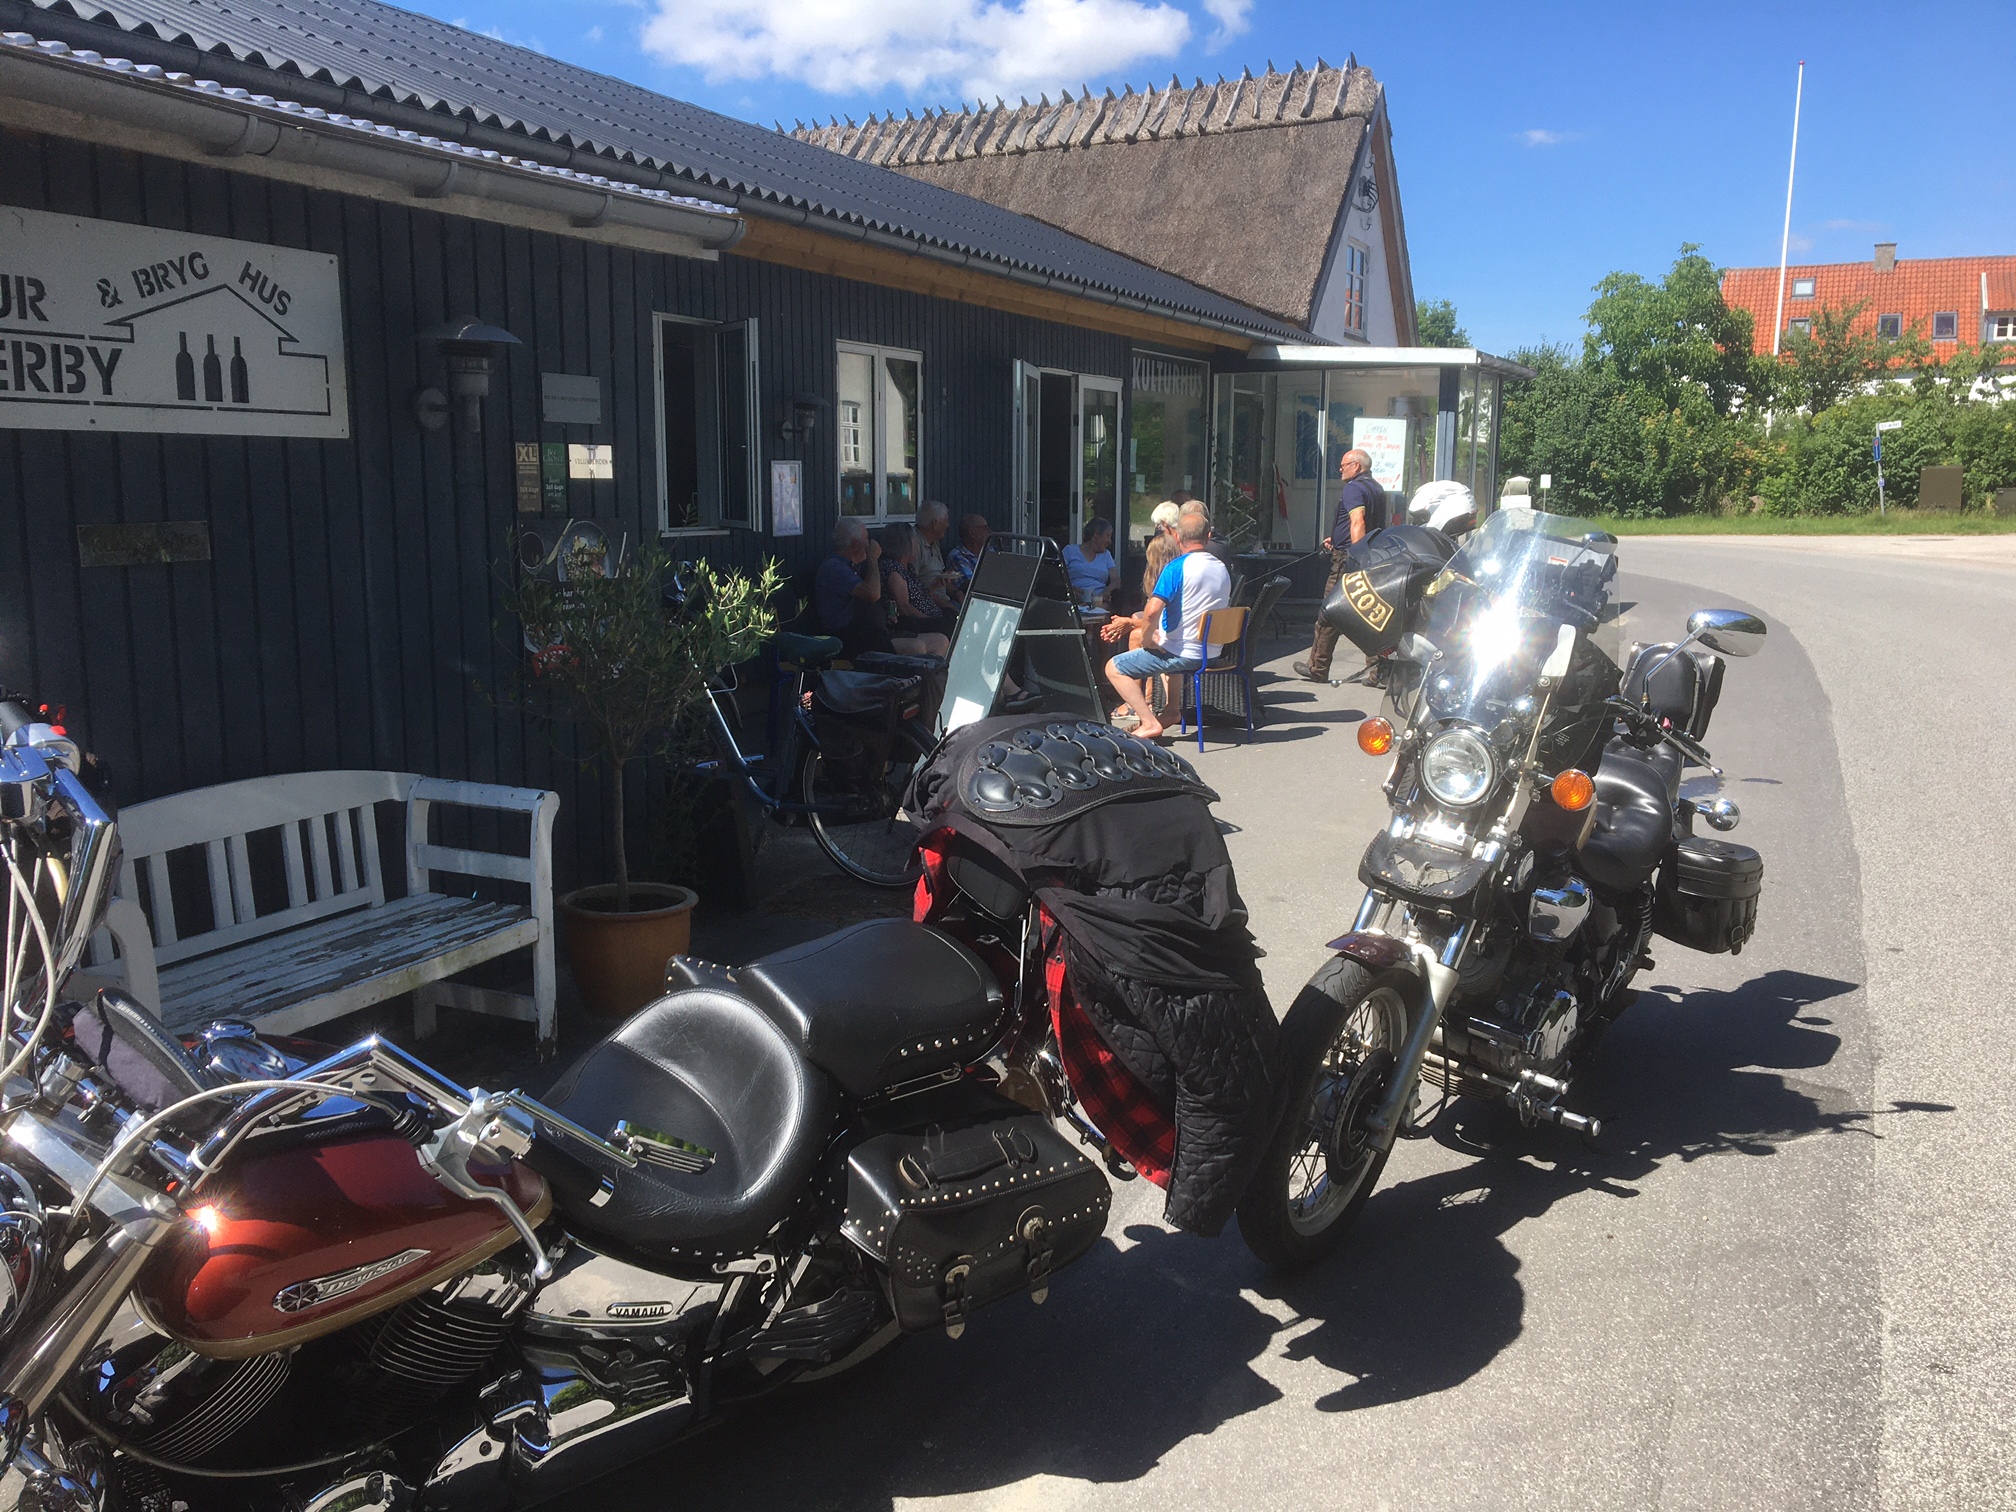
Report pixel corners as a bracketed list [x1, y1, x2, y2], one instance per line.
[202, 336, 223, 402]
[229, 338, 249, 404]
[175, 334, 196, 401]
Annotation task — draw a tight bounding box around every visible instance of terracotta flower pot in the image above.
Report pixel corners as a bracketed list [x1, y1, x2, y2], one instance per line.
[557, 883, 699, 1020]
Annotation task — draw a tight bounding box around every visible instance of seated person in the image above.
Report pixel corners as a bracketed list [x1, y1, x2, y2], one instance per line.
[1062, 517, 1120, 604]
[813, 517, 895, 660]
[915, 499, 954, 580]
[946, 513, 990, 590]
[1099, 511, 1230, 740]
[878, 522, 952, 659]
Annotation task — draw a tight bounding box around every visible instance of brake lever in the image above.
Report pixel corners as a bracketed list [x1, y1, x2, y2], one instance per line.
[419, 1093, 554, 1280]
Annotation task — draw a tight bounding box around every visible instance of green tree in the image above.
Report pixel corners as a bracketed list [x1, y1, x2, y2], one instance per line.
[1499, 248, 1770, 517]
[1779, 299, 1929, 414]
[1581, 245, 1760, 417]
[1415, 299, 1469, 348]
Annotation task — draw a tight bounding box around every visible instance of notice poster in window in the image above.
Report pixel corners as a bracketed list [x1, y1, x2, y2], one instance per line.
[771, 460, 803, 537]
[1351, 417, 1409, 491]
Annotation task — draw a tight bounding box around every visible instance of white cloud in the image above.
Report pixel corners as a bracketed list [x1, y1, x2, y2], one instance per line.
[1199, 0, 1250, 50]
[641, 0, 1192, 101]
[1517, 128, 1576, 147]
[585, 24, 605, 41]
[1821, 217, 1885, 233]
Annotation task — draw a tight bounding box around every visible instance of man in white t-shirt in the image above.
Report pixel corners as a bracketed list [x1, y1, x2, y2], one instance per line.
[1100, 509, 1230, 740]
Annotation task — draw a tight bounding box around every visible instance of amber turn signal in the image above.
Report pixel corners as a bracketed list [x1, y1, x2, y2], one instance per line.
[1358, 717, 1395, 756]
[1551, 769, 1595, 811]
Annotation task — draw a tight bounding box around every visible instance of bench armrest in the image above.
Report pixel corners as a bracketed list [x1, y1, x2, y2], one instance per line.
[88, 896, 161, 1013]
[406, 780, 559, 898]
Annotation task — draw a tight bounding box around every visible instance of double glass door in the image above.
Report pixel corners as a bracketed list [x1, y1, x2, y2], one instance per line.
[1012, 362, 1122, 549]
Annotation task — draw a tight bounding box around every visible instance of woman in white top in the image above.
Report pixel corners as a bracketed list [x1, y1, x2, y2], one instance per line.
[1061, 517, 1120, 603]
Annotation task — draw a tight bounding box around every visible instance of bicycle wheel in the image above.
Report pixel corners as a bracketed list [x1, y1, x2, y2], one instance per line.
[802, 744, 925, 888]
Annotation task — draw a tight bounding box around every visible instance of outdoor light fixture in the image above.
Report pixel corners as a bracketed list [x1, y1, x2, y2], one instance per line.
[416, 318, 522, 434]
[778, 392, 829, 446]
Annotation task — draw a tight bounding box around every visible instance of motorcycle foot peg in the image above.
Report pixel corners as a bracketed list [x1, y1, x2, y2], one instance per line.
[1517, 1068, 1568, 1098]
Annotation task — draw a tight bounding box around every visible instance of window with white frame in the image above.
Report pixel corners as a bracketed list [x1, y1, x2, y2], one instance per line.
[1788, 318, 1812, 336]
[1876, 313, 1903, 340]
[655, 313, 759, 533]
[837, 342, 922, 517]
[1993, 314, 2016, 342]
[1932, 311, 1958, 340]
[1342, 242, 1369, 334]
[1791, 277, 1815, 298]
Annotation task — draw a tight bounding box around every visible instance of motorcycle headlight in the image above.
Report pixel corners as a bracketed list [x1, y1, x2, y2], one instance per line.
[1421, 728, 1496, 808]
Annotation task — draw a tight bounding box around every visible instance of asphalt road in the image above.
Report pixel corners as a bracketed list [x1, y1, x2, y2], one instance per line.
[567, 536, 2014, 1512]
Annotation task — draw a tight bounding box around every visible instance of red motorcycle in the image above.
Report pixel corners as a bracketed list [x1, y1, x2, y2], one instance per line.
[0, 692, 1268, 1511]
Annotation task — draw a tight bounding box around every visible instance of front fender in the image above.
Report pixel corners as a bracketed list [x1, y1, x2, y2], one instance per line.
[1324, 930, 1422, 975]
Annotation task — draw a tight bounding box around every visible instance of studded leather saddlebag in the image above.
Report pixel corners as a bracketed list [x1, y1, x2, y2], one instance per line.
[841, 1115, 1110, 1337]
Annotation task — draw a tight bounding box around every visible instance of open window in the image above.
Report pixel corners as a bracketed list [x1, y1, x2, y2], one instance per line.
[656, 313, 759, 534]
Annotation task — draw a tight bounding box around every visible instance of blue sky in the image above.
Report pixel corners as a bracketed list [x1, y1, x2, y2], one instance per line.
[416, 0, 2013, 354]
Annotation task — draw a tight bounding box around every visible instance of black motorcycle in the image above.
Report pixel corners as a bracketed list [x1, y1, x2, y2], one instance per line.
[1237, 508, 1767, 1269]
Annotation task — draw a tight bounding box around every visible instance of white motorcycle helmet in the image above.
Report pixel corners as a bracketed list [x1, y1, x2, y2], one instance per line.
[1406, 480, 1478, 537]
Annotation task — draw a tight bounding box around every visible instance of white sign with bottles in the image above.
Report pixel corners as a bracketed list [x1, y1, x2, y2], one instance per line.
[0, 206, 348, 437]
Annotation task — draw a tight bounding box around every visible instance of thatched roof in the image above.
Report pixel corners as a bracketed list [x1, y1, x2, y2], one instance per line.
[790, 62, 1385, 331]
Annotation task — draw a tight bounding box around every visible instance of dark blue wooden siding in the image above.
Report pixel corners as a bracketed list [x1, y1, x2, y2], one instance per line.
[0, 132, 1134, 887]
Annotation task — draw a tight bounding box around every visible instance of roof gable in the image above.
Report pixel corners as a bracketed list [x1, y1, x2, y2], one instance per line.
[792, 63, 1384, 329]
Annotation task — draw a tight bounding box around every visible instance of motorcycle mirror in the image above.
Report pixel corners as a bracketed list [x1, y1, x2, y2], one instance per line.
[1686, 608, 1766, 658]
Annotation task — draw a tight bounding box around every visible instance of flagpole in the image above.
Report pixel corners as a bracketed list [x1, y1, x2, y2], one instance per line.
[1770, 61, 1805, 358]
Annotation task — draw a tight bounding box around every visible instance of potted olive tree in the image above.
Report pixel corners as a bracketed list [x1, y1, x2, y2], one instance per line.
[501, 538, 778, 1017]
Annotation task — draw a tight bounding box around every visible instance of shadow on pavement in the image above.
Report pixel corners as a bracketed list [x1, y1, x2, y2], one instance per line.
[559, 1223, 1284, 1510]
[1261, 967, 1952, 1413]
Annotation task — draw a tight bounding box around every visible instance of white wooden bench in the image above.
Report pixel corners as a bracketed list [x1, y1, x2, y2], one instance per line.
[86, 771, 559, 1054]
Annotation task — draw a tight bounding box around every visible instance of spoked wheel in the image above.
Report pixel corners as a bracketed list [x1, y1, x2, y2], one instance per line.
[1238, 956, 1412, 1271]
[802, 746, 925, 888]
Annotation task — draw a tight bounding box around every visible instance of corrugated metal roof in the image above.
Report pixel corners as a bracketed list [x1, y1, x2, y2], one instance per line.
[26, 0, 1307, 338]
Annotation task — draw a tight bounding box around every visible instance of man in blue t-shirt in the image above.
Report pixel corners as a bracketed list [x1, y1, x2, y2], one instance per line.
[1099, 509, 1230, 740]
[813, 517, 894, 658]
[1294, 448, 1387, 683]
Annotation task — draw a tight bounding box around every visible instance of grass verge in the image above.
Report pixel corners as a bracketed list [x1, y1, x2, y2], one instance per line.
[1585, 512, 2016, 536]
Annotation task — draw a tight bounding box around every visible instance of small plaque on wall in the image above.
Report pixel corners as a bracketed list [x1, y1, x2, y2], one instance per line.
[540, 442, 567, 513]
[568, 443, 614, 481]
[77, 521, 211, 567]
[541, 373, 602, 426]
[514, 443, 541, 514]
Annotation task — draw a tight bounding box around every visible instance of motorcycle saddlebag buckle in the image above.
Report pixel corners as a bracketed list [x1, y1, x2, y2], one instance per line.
[1652, 835, 1763, 955]
[840, 1114, 1110, 1338]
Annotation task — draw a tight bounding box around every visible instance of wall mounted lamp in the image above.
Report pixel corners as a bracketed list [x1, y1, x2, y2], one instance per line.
[778, 391, 829, 446]
[416, 318, 523, 433]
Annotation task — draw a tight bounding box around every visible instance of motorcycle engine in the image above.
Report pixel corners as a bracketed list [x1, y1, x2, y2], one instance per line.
[76, 1254, 535, 1492]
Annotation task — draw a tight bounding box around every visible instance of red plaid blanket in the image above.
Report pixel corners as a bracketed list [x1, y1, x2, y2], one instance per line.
[914, 834, 1173, 1188]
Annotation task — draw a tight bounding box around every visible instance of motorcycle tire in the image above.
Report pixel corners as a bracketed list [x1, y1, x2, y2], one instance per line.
[1237, 955, 1412, 1272]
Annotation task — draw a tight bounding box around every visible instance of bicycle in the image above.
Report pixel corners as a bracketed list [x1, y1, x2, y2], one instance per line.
[699, 630, 934, 889]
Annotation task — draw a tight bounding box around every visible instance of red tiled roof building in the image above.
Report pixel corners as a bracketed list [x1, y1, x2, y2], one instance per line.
[1722, 244, 2016, 356]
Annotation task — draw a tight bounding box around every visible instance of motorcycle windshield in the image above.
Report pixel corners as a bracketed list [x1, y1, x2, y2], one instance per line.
[1415, 509, 1619, 732]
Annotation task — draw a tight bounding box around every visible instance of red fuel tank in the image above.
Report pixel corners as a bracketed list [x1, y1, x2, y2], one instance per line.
[136, 1132, 549, 1359]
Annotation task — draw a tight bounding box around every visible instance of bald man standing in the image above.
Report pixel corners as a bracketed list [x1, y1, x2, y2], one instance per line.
[1294, 447, 1388, 684]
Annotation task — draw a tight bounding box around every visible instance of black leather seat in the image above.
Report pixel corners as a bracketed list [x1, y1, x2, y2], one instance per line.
[539, 989, 835, 1260]
[1579, 744, 1675, 893]
[735, 920, 1005, 1098]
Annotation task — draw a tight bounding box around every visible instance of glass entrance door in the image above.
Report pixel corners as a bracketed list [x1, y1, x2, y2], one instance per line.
[1078, 377, 1121, 541]
[1012, 360, 1041, 537]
